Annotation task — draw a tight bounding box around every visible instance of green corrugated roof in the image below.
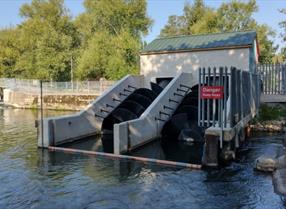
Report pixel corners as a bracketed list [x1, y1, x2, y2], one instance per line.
[141, 31, 257, 54]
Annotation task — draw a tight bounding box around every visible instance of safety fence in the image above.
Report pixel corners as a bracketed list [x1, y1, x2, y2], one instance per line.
[0, 78, 115, 95]
[198, 67, 261, 129]
[257, 63, 286, 95]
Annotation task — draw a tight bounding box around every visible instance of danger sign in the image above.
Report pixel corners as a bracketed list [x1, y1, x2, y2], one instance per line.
[200, 86, 224, 99]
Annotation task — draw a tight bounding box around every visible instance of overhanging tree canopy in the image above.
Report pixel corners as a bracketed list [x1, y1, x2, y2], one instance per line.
[160, 0, 277, 64]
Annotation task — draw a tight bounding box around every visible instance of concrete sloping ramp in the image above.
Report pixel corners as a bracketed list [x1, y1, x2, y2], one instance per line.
[101, 88, 160, 153]
[114, 72, 196, 154]
[38, 75, 144, 148]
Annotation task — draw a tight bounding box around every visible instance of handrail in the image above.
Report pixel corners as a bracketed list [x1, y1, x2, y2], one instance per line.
[198, 67, 261, 129]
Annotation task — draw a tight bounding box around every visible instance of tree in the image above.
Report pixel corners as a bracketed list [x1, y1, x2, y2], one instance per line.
[216, 0, 276, 63]
[0, 28, 21, 77]
[279, 9, 286, 61]
[76, 30, 140, 80]
[82, 0, 151, 38]
[160, 0, 218, 36]
[75, 0, 152, 80]
[255, 24, 277, 63]
[160, 15, 187, 37]
[160, 0, 276, 64]
[14, 0, 80, 81]
[217, 0, 257, 31]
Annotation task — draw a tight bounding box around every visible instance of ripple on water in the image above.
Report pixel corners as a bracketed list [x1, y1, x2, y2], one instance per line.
[0, 108, 285, 209]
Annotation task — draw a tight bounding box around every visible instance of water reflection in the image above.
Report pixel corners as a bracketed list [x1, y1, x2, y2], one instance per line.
[0, 107, 285, 209]
[63, 136, 203, 165]
[41, 145, 176, 181]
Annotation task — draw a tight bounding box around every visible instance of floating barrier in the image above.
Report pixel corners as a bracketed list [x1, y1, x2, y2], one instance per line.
[48, 146, 202, 169]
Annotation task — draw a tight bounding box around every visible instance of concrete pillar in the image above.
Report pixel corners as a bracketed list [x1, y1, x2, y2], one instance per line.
[0, 87, 3, 101]
[99, 78, 106, 94]
[202, 134, 219, 167]
[37, 118, 54, 148]
[3, 89, 11, 104]
[114, 122, 129, 155]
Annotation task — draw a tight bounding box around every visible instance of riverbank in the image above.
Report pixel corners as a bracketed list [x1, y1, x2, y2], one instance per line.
[3, 88, 98, 111]
[251, 103, 286, 133]
[250, 120, 286, 132]
[1, 78, 115, 111]
[251, 103, 286, 196]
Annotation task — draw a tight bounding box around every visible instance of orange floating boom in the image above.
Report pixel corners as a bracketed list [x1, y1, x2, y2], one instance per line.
[48, 146, 202, 170]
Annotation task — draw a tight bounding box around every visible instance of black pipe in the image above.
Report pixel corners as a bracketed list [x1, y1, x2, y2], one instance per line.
[155, 117, 166, 122]
[94, 114, 105, 118]
[100, 109, 110, 113]
[124, 88, 132, 93]
[119, 92, 128, 97]
[163, 105, 175, 111]
[128, 85, 136, 89]
[177, 88, 188, 93]
[106, 104, 114, 108]
[112, 98, 121, 102]
[169, 98, 179, 104]
[174, 92, 184, 97]
[180, 84, 191, 89]
[159, 111, 170, 117]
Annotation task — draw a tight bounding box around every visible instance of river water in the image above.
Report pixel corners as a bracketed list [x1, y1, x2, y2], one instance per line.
[0, 107, 285, 209]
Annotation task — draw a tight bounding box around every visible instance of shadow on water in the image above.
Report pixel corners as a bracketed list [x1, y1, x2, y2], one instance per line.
[62, 135, 204, 165]
[38, 148, 178, 181]
[1, 107, 286, 209]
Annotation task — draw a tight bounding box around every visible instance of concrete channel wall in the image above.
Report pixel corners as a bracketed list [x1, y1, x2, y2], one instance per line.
[1, 78, 116, 110]
[3, 89, 38, 108]
[38, 75, 144, 148]
[3, 89, 98, 110]
[114, 72, 196, 154]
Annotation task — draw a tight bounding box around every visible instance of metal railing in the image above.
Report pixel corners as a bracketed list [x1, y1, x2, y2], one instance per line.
[198, 67, 261, 129]
[257, 63, 286, 95]
[0, 78, 116, 95]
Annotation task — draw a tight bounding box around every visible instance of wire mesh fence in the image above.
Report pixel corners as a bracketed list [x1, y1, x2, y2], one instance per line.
[0, 78, 116, 95]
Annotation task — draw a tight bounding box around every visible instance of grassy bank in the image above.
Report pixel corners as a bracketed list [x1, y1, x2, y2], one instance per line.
[251, 103, 286, 132]
[256, 104, 286, 121]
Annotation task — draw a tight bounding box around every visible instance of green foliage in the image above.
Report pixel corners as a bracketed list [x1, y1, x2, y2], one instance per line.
[0, 0, 80, 81]
[160, 0, 276, 64]
[75, 0, 151, 80]
[76, 31, 140, 80]
[279, 9, 286, 62]
[16, 0, 80, 81]
[255, 24, 277, 63]
[0, 0, 151, 81]
[0, 28, 21, 77]
[0, 0, 282, 81]
[217, 0, 257, 31]
[160, 0, 219, 36]
[257, 104, 286, 121]
[81, 0, 151, 38]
